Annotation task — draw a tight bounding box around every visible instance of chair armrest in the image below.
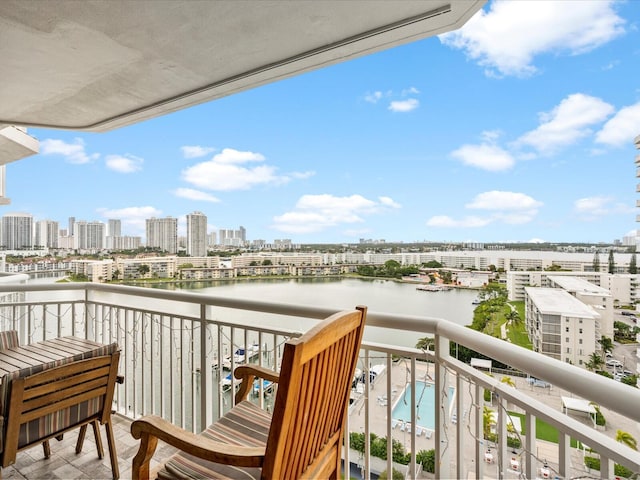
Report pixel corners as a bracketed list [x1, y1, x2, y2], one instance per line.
[233, 365, 279, 403]
[131, 416, 264, 471]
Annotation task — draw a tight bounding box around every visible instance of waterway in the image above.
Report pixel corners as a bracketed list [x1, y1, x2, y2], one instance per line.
[27, 273, 479, 347]
[153, 277, 478, 347]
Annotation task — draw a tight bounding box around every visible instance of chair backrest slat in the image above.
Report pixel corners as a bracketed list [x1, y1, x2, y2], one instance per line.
[262, 306, 366, 479]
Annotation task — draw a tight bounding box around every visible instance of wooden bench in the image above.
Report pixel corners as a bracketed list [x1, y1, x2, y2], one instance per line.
[0, 336, 120, 479]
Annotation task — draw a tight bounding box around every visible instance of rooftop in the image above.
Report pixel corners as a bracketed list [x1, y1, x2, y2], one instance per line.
[525, 286, 601, 318]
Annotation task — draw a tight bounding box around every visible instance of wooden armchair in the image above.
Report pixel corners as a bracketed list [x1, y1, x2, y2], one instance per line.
[131, 305, 367, 480]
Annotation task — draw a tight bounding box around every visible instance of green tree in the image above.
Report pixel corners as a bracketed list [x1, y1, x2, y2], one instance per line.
[585, 352, 604, 372]
[630, 252, 637, 274]
[415, 337, 435, 351]
[616, 430, 637, 450]
[416, 449, 435, 473]
[598, 336, 614, 356]
[593, 252, 600, 272]
[500, 376, 516, 388]
[261, 259, 272, 265]
[608, 250, 615, 274]
[137, 264, 150, 276]
[424, 260, 442, 268]
[483, 406, 495, 439]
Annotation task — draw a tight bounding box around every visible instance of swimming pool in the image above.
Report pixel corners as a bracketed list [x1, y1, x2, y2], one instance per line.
[391, 381, 455, 431]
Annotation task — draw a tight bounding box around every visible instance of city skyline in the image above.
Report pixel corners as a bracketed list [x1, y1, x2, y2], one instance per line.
[3, 1, 640, 244]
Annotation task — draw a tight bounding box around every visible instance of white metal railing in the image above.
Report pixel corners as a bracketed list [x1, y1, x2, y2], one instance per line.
[1, 282, 639, 479]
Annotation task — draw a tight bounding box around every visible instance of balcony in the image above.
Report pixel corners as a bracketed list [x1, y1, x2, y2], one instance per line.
[1, 281, 639, 479]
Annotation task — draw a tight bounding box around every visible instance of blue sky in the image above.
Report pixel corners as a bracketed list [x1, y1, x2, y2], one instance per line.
[6, 0, 640, 245]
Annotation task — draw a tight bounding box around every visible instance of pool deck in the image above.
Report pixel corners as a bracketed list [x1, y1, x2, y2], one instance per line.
[347, 359, 640, 479]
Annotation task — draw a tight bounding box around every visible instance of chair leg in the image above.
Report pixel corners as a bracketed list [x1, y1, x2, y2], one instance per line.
[104, 420, 120, 480]
[92, 420, 105, 459]
[76, 424, 88, 454]
[42, 440, 51, 459]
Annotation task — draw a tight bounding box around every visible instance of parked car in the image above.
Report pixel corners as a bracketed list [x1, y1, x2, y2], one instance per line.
[606, 358, 623, 368]
[526, 377, 552, 388]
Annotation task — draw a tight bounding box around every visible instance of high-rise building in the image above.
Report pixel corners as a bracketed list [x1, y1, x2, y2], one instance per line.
[74, 221, 105, 250]
[146, 217, 178, 254]
[108, 219, 121, 237]
[219, 227, 247, 247]
[1, 212, 33, 250]
[68, 217, 76, 236]
[35, 220, 59, 248]
[186, 211, 207, 257]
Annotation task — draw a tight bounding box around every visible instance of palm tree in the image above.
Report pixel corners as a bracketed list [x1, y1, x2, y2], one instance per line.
[501, 376, 516, 388]
[483, 406, 495, 439]
[616, 430, 638, 450]
[415, 337, 435, 351]
[598, 336, 614, 356]
[585, 352, 604, 372]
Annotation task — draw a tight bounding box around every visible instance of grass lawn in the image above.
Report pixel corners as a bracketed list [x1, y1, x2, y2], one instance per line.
[508, 412, 578, 447]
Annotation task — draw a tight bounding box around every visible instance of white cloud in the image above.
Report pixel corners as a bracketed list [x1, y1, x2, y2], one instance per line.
[181, 145, 216, 158]
[401, 87, 420, 96]
[379, 196, 401, 208]
[96, 206, 162, 236]
[40, 138, 99, 164]
[466, 191, 542, 211]
[271, 194, 399, 234]
[426, 215, 493, 228]
[516, 94, 614, 154]
[451, 143, 514, 171]
[595, 102, 640, 147]
[181, 148, 291, 191]
[105, 154, 143, 173]
[428, 190, 542, 228]
[364, 91, 383, 103]
[439, 0, 625, 77]
[574, 195, 633, 220]
[173, 188, 221, 203]
[289, 171, 316, 180]
[388, 98, 419, 112]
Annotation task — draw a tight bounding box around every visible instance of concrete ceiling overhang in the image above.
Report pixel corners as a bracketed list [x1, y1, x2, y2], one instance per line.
[0, 0, 484, 132]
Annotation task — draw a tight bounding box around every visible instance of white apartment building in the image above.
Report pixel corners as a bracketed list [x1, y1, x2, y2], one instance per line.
[525, 287, 599, 367]
[507, 270, 640, 306]
[545, 276, 613, 339]
[74, 221, 105, 250]
[115, 256, 177, 280]
[146, 217, 178, 254]
[1, 212, 33, 250]
[107, 236, 142, 251]
[107, 219, 121, 237]
[70, 259, 114, 282]
[34, 219, 59, 248]
[186, 211, 207, 257]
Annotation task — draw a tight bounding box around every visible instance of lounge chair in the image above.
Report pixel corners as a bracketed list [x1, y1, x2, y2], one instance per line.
[131, 306, 367, 480]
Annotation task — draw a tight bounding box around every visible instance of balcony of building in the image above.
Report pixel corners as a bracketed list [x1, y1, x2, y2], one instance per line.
[0, 281, 639, 480]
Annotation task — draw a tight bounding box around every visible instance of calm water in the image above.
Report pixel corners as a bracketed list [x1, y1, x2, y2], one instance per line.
[30, 274, 478, 347]
[159, 277, 478, 347]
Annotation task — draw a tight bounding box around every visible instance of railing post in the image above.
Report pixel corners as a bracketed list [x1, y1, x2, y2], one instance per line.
[475, 382, 484, 480]
[434, 334, 450, 479]
[498, 396, 507, 480]
[558, 431, 570, 478]
[199, 304, 213, 431]
[456, 374, 464, 479]
[525, 412, 536, 479]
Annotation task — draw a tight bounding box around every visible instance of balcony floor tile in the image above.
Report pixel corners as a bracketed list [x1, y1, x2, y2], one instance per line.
[1, 415, 177, 480]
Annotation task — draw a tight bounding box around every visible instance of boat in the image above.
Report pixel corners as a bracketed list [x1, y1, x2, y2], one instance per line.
[472, 298, 482, 305]
[222, 343, 261, 369]
[416, 284, 451, 292]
